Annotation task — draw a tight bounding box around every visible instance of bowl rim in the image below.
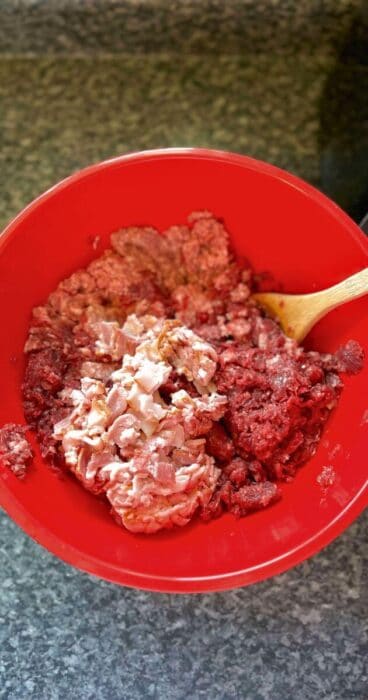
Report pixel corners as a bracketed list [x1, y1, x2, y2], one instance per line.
[0, 147, 367, 593]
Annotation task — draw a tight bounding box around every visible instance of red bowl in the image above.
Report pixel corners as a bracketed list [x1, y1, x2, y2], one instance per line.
[0, 148, 367, 593]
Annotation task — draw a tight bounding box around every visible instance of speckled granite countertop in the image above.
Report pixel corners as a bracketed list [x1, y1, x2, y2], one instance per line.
[1, 513, 367, 699]
[1, 47, 368, 230]
[0, 0, 362, 54]
[0, 52, 331, 229]
[0, 2, 368, 698]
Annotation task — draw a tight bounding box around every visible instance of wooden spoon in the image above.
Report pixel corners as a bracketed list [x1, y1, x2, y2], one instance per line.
[253, 268, 368, 343]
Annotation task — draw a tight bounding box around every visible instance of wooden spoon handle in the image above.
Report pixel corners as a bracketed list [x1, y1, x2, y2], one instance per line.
[313, 267, 368, 312]
[253, 267, 368, 343]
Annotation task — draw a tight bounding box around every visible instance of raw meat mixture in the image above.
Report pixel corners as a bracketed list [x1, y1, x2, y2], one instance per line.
[3, 211, 363, 533]
[0, 424, 33, 478]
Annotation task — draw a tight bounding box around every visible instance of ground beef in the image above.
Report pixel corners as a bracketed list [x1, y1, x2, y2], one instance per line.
[201, 467, 280, 521]
[334, 339, 364, 375]
[214, 331, 342, 482]
[0, 424, 33, 478]
[22, 327, 80, 462]
[206, 423, 235, 463]
[19, 211, 364, 529]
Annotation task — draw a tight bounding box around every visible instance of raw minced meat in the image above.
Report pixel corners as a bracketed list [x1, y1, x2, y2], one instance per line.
[0, 424, 33, 478]
[16, 211, 364, 532]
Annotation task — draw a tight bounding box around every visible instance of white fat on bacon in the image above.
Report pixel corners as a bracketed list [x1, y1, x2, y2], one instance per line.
[53, 314, 227, 533]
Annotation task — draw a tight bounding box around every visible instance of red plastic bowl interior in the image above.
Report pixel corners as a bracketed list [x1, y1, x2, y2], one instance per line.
[0, 149, 367, 593]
